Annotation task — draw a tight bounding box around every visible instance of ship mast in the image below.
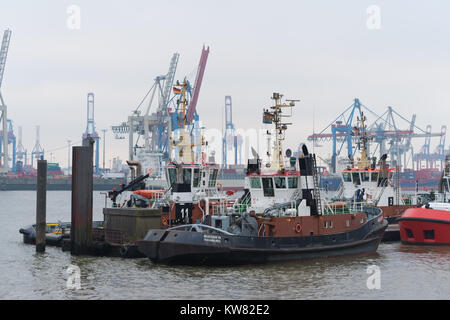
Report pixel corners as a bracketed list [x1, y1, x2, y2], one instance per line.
[264, 93, 298, 171]
[355, 112, 372, 169]
[170, 79, 205, 163]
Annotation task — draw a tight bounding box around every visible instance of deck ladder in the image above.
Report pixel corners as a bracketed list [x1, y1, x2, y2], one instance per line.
[312, 155, 323, 215]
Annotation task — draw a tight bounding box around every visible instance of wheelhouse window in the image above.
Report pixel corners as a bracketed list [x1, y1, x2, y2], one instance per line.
[274, 177, 286, 189]
[371, 172, 378, 182]
[288, 177, 298, 188]
[193, 168, 200, 187]
[167, 168, 176, 187]
[352, 172, 361, 185]
[343, 172, 352, 182]
[262, 177, 275, 197]
[208, 169, 218, 187]
[183, 168, 192, 185]
[249, 177, 261, 189]
[361, 172, 370, 182]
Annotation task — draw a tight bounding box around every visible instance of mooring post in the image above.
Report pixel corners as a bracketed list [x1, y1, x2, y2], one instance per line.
[71, 140, 94, 255]
[36, 159, 47, 253]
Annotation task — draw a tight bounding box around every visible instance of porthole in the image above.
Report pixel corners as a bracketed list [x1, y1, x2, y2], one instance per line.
[424, 230, 434, 240]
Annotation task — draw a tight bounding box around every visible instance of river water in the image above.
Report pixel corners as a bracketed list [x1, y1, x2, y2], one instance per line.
[0, 191, 449, 300]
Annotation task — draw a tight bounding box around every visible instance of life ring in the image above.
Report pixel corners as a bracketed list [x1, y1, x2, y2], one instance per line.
[295, 223, 302, 233]
[161, 216, 168, 226]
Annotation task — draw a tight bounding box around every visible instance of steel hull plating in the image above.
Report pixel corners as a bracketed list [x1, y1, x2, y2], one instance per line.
[398, 207, 450, 245]
[137, 219, 387, 265]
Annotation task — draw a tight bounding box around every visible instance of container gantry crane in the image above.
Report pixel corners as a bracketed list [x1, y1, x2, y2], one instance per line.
[112, 53, 180, 161]
[0, 29, 12, 173]
[82, 93, 100, 175]
[112, 46, 209, 163]
[31, 125, 44, 168]
[222, 96, 242, 167]
[308, 99, 446, 173]
[16, 125, 27, 171]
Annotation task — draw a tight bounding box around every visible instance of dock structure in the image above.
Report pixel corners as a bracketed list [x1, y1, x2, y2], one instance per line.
[70, 142, 94, 255]
[35, 159, 47, 252]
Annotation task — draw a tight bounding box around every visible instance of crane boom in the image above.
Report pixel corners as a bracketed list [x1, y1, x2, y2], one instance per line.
[159, 53, 179, 114]
[0, 29, 12, 172]
[0, 29, 12, 89]
[186, 46, 209, 124]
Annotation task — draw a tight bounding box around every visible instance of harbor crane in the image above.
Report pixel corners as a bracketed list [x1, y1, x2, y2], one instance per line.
[112, 46, 209, 163]
[222, 96, 243, 167]
[82, 93, 100, 175]
[31, 126, 44, 168]
[308, 99, 446, 172]
[112, 52, 180, 161]
[16, 126, 27, 171]
[0, 29, 12, 173]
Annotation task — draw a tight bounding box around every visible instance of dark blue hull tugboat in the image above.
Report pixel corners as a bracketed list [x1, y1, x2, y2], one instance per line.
[137, 93, 388, 265]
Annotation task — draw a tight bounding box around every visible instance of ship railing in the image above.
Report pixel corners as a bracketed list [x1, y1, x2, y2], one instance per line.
[434, 193, 450, 203]
[233, 191, 251, 213]
[323, 201, 370, 215]
[150, 191, 166, 208]
[210, 199, 236, 216]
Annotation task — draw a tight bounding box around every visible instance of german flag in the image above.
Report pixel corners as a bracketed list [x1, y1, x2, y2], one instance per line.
[173, 87, 182, 94]
[263, 111, 274, 124]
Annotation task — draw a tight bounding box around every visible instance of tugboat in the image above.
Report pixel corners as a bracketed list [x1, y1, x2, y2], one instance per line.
[328, 113, 415, 241]
[243, 92, 301, 214]
[108, 79, 238, 225]
[137, 93, 388, 265]
[398, 155, 450, 245]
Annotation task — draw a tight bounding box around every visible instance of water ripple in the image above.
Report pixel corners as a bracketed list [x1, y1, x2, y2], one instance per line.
[1, 191, 449, 299]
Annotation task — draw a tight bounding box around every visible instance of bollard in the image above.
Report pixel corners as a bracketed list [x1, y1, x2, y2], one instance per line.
[71, 143, 93, 255]
[36, 160, 47, 253]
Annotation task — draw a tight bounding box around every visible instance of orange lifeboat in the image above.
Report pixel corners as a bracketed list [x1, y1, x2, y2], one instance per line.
[133, 190, 165, 199]
[328, 201, 347, 208]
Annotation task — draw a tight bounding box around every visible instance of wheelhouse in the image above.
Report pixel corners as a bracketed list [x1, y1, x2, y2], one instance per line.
[341, 169, 394, 187]
[245, 170, 300, 213]
[165, 162, 220, 191]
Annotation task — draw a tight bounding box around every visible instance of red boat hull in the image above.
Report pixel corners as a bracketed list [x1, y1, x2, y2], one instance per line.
[398, 207, 450, 245]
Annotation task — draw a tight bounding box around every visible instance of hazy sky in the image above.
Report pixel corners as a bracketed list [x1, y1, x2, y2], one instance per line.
[1, 0, 450, 169]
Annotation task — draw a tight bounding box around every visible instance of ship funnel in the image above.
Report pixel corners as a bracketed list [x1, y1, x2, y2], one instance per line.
[298, 149, 321, 216]
[126, 160, 142, 177]
[302, 144, 309, 156]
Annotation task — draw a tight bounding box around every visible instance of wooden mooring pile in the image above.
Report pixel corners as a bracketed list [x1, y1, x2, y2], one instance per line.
[35, 138, 161, 258]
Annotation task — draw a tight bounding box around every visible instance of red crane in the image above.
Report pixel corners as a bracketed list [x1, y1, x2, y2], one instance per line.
[186, 46, 209, 125]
